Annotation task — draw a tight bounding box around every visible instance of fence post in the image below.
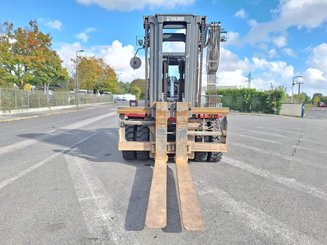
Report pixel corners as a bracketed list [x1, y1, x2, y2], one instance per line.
[27, 92, 30, 108]
[37, 91, 40, 108]
[14, 89, 17, 109]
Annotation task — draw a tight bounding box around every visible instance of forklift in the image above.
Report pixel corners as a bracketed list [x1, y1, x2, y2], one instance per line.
[117, 14, 229, 230]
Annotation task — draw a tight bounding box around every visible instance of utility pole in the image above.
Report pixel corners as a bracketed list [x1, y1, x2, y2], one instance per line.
[292, 75, 303, 103]
[244, 72, 253, 88]
[297, 81, 304, 94]
[247, 72, 252, 88]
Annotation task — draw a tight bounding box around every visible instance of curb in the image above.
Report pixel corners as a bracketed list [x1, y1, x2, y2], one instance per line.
[230, 112, 302, 119]
[0, 102, 113, 115]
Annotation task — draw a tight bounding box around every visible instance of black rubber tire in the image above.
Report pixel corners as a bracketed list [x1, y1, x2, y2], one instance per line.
[135, 125, 150, 161]
[207, 152, 223, 162]
[207, 136, 223, 162]
[122, 126, 136, 160]
[194, 136, 208, 162]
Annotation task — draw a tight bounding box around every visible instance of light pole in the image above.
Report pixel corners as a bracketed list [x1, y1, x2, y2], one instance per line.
[75, 49, 85, 108]
[292, 75, 303, 103]
[297, 80, 304, 94]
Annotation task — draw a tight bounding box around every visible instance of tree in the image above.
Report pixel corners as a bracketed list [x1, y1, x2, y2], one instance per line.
[117, 81, 130, 94]
[130, 78, 146, 99]
[292, 92, 310, 103]
[0, 20, 69, 88]
[76, 56, 119, 93]
[312, 93, 323, 106]
[0, 21, 16, 87]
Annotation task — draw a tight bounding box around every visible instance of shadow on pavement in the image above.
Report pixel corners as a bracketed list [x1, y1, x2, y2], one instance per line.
[18, 127, 182, 233]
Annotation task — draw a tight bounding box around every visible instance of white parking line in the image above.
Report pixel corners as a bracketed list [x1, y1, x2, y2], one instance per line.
[231, 142, 327, 170]
[241, 129, 326, 147]
[230, 132, 327, 155]
[195, 179, 321, 245]
[0, 112, 116, 156]
[230, 133, 279, 144]
[223, 157, 327, 202]
[65, 151, 135, 244]
[0, 130, 101, 189]
[256, 126, 304, 135]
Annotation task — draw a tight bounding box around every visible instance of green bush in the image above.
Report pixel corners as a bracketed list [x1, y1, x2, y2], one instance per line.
[215, 88, 285, 114]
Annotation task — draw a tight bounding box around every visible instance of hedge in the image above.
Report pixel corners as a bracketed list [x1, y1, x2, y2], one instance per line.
[214, 88, 285, 114]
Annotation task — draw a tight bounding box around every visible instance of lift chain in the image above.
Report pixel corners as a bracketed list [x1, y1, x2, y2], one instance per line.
[197, 18, 206, 107]
[144, 18, 150, 106]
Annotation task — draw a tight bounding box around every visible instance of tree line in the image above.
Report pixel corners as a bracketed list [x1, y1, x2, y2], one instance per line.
[0, 20, 136, 95]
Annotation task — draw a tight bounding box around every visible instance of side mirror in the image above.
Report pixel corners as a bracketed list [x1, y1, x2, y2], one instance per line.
[136, 35, 144, 46]
[130, 56, 142, 69]
[138, 39, 144, 46]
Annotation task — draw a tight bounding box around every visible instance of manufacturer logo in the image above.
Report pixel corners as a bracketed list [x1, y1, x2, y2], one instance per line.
[166, 16, 185, 21]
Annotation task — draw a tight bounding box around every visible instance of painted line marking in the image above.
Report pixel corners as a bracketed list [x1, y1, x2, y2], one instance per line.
[0, 112, 116, 156]
[194, 178, 322, 245]
[0, 130, 102, 190]
[222, 157, 327, 202]
[231, 142, 327, 170]
[256, 126, 304, 135]
[65, 151, 136, 244]
[230, 132, 280, 144]
[229, 132, 327, 155]
[241, 129, 327, 148]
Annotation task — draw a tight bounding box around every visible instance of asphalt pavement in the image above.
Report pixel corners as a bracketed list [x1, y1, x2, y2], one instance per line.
[0, 104, 326, 244]
[305, 107, 327, 119]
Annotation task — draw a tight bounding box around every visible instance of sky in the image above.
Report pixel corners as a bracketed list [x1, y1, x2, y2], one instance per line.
[1, 0, 327, 96]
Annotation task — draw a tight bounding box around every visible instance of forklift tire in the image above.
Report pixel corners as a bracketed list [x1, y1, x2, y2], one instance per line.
[194, 136, 208, 162]
[194, 152, 208, 162]
[207, 136, 223, 162]
[122, 126, 136, 160]
[136, 126, 150, 161]
[207, 152, 223, 162]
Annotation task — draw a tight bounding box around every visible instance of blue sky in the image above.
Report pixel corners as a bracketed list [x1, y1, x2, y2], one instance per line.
[1, 0, 327, 96]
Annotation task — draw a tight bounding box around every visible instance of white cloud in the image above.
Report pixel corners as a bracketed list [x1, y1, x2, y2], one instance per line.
[56, 42, 82, 73]
[76, 0, 194, 11]
[56, 40, 144, 82]
[214, 47, 295, 91]
[303, 43, 327, 93]
[223, 31, 242, 47]
[246, 0, 327, 44]
[251, 57, 294, 81]
[272, 35, 287, 48]
[307, 42, 327, 72]
[268, 48, 277, 58]
[234, 8, 258, 27]
[56, 39, 313, 94]
[248, 19, 258, 27]
[234, 8, 247, 19]
[94, 40, 144, 82]
[45, 20, 62, 30]
[75, 27, 96, 43]
[282, 47, 296, 57]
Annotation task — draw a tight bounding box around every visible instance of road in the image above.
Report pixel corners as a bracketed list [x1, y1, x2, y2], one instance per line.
[0, 104, 326, 244]
[306, 107, 327, 119]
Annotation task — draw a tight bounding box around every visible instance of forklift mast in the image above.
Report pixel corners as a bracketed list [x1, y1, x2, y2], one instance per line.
[118, 14, 228, 231]
[143, 14, 224, 106]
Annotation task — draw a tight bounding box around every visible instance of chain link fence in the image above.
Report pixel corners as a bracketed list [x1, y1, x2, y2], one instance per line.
[0, 88, 113, 112]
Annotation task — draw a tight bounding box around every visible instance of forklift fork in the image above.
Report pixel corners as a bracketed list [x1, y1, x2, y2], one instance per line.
[145, 102, 204, 230]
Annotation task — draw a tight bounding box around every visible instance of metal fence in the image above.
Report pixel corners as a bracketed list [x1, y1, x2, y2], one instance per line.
[0, 88, 114, 112]
[201, 95, 223, 107]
